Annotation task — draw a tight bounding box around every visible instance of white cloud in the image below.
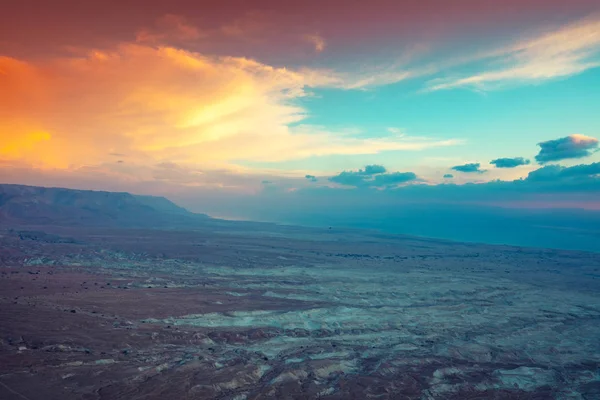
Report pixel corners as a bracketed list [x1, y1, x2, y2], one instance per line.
[427, 14, 600, 91]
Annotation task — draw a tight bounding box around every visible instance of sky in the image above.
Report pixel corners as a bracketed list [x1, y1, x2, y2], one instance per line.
[1, 0, 600, 225]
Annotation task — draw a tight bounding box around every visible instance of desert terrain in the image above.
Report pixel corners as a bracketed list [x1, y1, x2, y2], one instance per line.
[1, 185, 600, 399]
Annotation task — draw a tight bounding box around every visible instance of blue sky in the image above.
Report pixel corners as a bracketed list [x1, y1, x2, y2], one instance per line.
[241, 68, 600, 176]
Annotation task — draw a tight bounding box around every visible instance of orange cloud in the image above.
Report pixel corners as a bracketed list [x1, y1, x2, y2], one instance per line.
[305, 34, 326, 53]
[1, 131, 50, 154]
[1, 36, 459, 185]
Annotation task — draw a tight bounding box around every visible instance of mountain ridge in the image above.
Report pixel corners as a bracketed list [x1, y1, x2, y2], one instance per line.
[0, 183, 208, 228]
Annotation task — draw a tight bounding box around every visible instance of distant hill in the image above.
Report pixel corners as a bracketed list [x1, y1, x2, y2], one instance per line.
[0, 184, 209, 228]
[133, 194, 192, 215]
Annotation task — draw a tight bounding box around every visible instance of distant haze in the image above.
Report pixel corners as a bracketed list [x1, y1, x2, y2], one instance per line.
[181, 199, 600, 253]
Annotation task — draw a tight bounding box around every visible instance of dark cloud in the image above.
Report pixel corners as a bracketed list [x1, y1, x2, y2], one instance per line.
[490, 157, 530, 168]
[371, 172, 417, 187]
[329, 165, 416, 187]
[526, 165, 562, 182]
[305, 174, 318, 182]
[362, 164, 387, 175]
[451, 163, 484, 173]
[526, 162, 600, 183]
[323, 162, 600, 205]
[261, 180, 273, 185]
[535, 134, 598, 164]
[329, 171, 368, 187]
[117, 160, 124, 164]
[443, 174, 453, 178]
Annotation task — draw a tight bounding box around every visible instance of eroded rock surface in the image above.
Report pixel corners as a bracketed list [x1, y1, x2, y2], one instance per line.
[1, 226, 599, 399]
